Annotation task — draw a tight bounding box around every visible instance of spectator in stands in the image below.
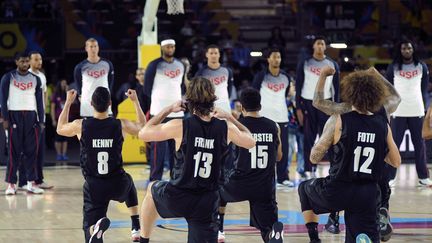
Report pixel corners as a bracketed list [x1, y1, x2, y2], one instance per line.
[287, 81, 306, 179]
[29, 0, 53, 19]
[1, 0, 20, 19]
[218, 28, 234, 50]
[51, 79, 69, 161]
[268, 26, 286, 50]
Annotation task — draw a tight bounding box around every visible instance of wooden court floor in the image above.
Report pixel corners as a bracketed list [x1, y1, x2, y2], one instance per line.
[1, 163, 431, 243]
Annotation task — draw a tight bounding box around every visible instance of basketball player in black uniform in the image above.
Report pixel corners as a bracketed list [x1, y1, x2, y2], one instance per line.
[218, 88, 284, 243]
[313, 66, 401, 241]
[57, 87, 146, 243]
[137, 77, 256, 243]
[298, 70, 401, 243]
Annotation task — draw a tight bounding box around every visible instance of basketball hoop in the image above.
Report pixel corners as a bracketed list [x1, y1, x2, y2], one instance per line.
[166, 0, 184, 15]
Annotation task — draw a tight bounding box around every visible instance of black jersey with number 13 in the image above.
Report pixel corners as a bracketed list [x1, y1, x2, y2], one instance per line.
[170, 115, 228, 193]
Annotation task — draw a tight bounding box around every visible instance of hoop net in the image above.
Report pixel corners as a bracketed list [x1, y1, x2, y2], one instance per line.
[167, 0, 184, 15]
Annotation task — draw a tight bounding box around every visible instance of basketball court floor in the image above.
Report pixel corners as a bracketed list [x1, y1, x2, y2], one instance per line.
[1, 163, 431, 243]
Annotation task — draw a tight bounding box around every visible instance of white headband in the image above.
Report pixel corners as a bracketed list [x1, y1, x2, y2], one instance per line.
[161, 39, 176, 46]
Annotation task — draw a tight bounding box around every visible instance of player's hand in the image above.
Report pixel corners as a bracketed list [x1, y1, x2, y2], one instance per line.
[212, 108, 233, 120]
[170, 100, 186, 113]
[39, 122, 45, 131]
[320, 66, 335, 77]
[66, 90, 77, 104]
[296, 109, 304, 126]
[126, 89, 138, 102]
[3, 120, 8, 130]
[428, 106, 432, 128]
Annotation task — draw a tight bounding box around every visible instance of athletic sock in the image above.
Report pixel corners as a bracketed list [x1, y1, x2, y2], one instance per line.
[219, 213, 225, 232]
[140, 237, 149, 243]
[131, 215, 140, 230]
[306, 222, 320, 241]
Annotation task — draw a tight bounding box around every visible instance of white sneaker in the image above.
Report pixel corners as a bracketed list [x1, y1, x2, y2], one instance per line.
[90, 217, 110, 243]
[310, 172, 317, 179]
[27, 182, 44, 194]
[418, 178, 432, 187]
[131, 228, 140, 242]
[388, 179, 396, 188]
[280, 180, 295, 187]
[38, 182, 54, 189]
[5, 184, 17, 195]
[218, 231, 225, 243]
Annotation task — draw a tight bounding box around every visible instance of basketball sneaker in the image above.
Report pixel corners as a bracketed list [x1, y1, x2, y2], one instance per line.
[418, 178, 432, 187]
[38, 182, 54, 189]
[131, 228, 140, 242]
[388, 179, 396, 188]
[5, 183, 17, 195]
[379, 207, 393, 242]
[324, 213, 340, 234]
[268, 221, 284, 243]
[89, 217, 110, 243]
[356, 233, 372, 243]
[277, 180, 295, 188]
[218, 231, 225, 242]
[27, 182, 44, 194]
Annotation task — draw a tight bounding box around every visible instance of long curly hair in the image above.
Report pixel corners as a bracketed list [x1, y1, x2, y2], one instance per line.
[341, 70, 388, 113]
[185, 77, 217, 116]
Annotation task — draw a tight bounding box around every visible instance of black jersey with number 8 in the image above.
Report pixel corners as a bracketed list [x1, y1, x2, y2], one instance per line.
[80, 118, 124, 178]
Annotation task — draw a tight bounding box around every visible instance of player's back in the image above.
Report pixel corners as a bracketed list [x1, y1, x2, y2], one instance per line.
[329, 111, 388, 182]
[80, 117, 124, 178]
[231, 116, 279, 187]
[170, 115, 228, 193]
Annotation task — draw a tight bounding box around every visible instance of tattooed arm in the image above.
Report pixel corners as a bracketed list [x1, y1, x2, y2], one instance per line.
[310, 115, 340, 163]
[312, 66, 351, 115]
[368, 67, 401, 116]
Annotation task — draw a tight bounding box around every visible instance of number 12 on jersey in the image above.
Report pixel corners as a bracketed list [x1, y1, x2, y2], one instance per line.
[249, 145, 268, 169]
[353, 146, 375, 174]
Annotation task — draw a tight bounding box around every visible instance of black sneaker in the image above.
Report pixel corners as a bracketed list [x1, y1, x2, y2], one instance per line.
[324, 213, 340, 234]
[379, 207, 393, 242]
[309, 239, 321, 243]
[268, 221, 284, 243]
[89, 217, 110, 243]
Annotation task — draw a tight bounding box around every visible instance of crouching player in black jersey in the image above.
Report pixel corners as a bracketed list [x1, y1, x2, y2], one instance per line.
[313, 66, 401, 241]
[298, 70, 401, 243]
[137, 77, 256, 243]
[217, 88, 284, 243]
[57, 87, 146, 243]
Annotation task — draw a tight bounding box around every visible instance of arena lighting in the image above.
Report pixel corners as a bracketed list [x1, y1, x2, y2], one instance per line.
[250, 51, 263, 57]
[344, 57, 349, 62]
[330, 43, 348, 49]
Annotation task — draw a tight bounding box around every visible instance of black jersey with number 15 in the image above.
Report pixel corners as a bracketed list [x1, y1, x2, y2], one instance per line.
[329, 111, 388, 182]
[231, 116, 279, 185]
[80, 118, 124, 178]
[170, 115, 228, 193]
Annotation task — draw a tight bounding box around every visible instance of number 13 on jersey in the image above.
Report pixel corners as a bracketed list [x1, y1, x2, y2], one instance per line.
[193, 152, 213, 178]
